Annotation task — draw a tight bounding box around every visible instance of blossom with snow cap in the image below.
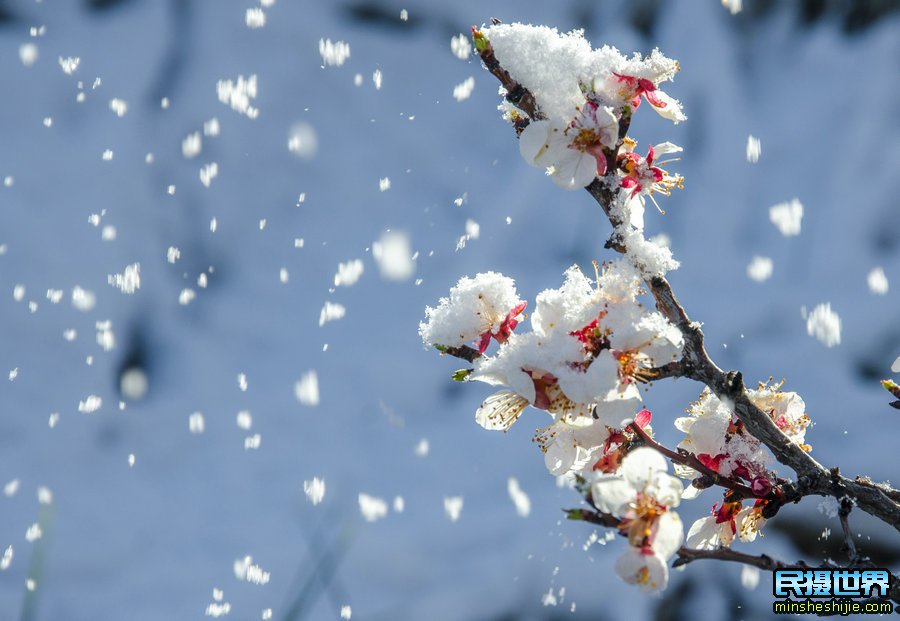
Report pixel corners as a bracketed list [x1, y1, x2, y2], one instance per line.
[419, 272, 526, 353]
[674, 390, 772, 495]
[468, 263, 681, 433]
[519, 100, 619, 189]
[675, 382, 810, 495]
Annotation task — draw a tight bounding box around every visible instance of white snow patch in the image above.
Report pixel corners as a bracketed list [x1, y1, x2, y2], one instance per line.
[204, 118, 220, 136]
[334, 260, 364, 287]
[179, 288, 196, 305]
[303, 478, 326, 505]
[245, 8, 266, 28]
[0, 546, 12, 571]
[295, 371, 319, 406]
[109, 98, 128, 117]
[287, 123, 317, 159]
[722, 0, 743, 14]
[120, 368, 148, 400]
[71, 286, 95, 311]
[450, 34, 471, 60]
[507, 478, 531, 517]
[358, 493, 388, 522]
[867, 267, 888, 295]
[452, 77, 475, 102]
[443, 496, 463, 522]
[746, 134, 761, 162]
[372, 231, 415, 281]
[199, 163, 218, 187]
[769, 198, 803, 236]
[182, 132, 202, 159]
[806, 303, 841, 347]
[319, 39, 350, 66]
[78, 395, 102, 413]
[58, 56, 80, 74]
[108, 263, 140, 294]
[746, 256, 773, 282]
[25, 523, 42, 542]
[318, 301, 346, 326]
[233, 556, 270, 585]
[236, 410, 252, 430]
[4, 479, 19, 497]
[741, 565, 760, 590]
[189, 412, 205, 434]
[414, 438, 429, 457]
[19, 43, 38, 67]
[217, 74, 259, 118]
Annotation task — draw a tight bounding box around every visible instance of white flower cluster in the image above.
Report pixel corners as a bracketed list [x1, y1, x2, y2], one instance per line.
[484, 22, 684, 191]
[481, 24, 684, 278]
[421, 263, 681, 453]
[676, 383, 811, 549]
[423, 23, 819, 596]
[592, 447, 685, 592]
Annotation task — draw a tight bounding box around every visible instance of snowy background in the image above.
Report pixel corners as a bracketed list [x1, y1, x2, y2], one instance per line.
[1, 0, 899, 619]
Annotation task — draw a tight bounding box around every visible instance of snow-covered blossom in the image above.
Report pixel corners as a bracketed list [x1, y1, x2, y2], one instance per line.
[747, 381, 811, 450]
[519, 100, 619, 189]
[421, 263, 681, 442]
[482, 24, 683, 126]
[675, 383, 810, 492]
[419, 272, 526, 352]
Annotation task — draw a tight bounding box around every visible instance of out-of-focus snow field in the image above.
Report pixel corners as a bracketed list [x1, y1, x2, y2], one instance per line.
[0, 1, 898, 619]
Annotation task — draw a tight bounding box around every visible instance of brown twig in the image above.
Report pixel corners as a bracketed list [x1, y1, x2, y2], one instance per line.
[838, 498, 859, 564]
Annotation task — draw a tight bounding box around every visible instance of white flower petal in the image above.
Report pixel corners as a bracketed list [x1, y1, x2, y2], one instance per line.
[594, 381, 642, 429]
[474, 390, 528, 431]
[685, 515, 724, 550]
[621, 447, 668, 490]
[650, 90, 686, 123]
[518, 120, 568, 168]
[614, 548, 669, 593]
[650, 472, 684, 509]
[651, 510, 684, 560]
[551, 150, 599, 190]
[590, 476, 634, 517]
[651, 141, 683, 157]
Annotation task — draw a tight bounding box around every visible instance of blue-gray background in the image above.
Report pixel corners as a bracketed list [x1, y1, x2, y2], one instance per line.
[1, 1, 899, 619]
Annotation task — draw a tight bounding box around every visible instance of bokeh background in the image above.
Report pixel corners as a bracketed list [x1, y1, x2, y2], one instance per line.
[1, 0, 899, 619]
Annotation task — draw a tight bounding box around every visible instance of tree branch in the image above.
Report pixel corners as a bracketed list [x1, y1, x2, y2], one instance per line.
[475, 33, 900, 532]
